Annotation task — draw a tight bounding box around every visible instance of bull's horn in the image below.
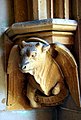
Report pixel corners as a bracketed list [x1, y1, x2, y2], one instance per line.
[42, 44, 50, 52]
[22, 41, 28, 47]
[26, 37, 49, 45]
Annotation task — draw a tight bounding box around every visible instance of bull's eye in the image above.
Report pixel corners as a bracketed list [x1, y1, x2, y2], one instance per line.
[32, 54, 34, 57]
[31, 52, 37, 57]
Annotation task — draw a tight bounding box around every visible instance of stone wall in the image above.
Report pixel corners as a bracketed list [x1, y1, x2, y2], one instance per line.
[0, 0, 14, 111]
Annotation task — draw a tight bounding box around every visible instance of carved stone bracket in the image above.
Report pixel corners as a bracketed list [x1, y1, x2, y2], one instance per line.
[4, 18, 80, 110]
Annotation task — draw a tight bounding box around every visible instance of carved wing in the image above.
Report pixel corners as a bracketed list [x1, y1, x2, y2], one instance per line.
[7, 45, 30, 109]
[51, 43, 80, 107]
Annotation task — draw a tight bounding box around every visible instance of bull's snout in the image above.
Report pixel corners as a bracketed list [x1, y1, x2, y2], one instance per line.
[19, 62, 29, 70]
[21, 64, 26, 70]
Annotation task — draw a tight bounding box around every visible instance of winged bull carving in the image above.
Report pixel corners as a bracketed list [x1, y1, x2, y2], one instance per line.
[7, 37, 80, 108]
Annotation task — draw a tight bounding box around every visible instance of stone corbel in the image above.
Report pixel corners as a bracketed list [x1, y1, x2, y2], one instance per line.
[4, 18, 80, 110]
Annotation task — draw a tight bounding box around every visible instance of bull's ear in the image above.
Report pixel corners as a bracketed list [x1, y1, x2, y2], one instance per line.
[42, 45, 50, 52]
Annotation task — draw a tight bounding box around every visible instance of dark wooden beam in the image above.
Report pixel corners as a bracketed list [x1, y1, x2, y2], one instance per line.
[14, 0, 28, 22]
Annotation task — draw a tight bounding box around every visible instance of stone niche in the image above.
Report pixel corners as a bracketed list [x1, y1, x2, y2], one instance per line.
[4, 18, 80, 110]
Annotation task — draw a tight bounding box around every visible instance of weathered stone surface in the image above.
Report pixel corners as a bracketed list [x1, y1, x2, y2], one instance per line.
[0, 0, 14, 111]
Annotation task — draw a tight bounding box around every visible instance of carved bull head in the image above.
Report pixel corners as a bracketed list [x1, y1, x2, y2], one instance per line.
[19, 41, 50, 74]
